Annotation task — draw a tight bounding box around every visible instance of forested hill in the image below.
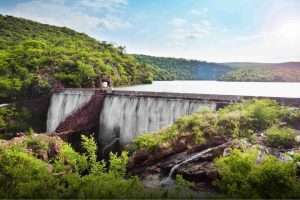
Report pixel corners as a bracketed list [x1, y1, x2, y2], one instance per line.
[220, 62, 300, 82]
[135, 54, 231, 80]
[135, 54, 300, 82]
[0, 15, 155, 102]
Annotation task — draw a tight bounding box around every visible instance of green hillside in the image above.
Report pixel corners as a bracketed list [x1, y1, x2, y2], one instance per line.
[0, 15, 155, 102]
[220, 62, 300, 82]
[135, 54, 231, 80]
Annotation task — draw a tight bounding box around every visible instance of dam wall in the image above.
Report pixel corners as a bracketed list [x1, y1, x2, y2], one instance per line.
[99, 94, 216, 149]
[46, 89, 300, 153]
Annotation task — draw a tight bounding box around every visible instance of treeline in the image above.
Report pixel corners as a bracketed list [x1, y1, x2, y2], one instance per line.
[135, 54, 231, 80]
[220, 62, 300, 82]
[0, 15, 156, 102]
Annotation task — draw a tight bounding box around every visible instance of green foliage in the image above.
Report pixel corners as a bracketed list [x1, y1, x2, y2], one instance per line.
[265, 126, 296, 148]
[109, 151, 129, 177]
[0, 15, 154, 102]
[163, 175, 196, 199]
[283, 107, 300, 128]
[133, 126, 181, 151]
[133, 99, 291, 151]
[23, 135, 48, 151]
[220, 63, 300, 82]
[0, 134, 184, 198]
[135, 54, 231, 80]
[175, 174, 194, 189]
[0, 148, 57, 198]
[81, 135, 97, 164]
[219, 99, 285, 132]
[215, 148, 300, 198]
[220, 67, 273, 82]
[0, 104, 32, 136]
[54, 143, 88, 174]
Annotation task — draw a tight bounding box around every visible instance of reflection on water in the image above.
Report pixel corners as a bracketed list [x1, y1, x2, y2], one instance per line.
[114, 81, 300, 98]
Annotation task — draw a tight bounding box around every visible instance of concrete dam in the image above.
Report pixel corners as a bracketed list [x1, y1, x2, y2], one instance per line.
[46, 87, 300, 152]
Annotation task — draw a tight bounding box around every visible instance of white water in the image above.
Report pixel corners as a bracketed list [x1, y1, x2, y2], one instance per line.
[161, 142, 230, 187]
[0, 104, 9, 108]
[115, 81, 300, 98]
[46, 90, 94, 133]
[99, 95, 216, 147]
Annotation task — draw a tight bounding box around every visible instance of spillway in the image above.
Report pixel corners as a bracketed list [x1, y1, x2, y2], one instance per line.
[46, 86, 300, 153]
[46, 90, 94, 132]
[98, 95, 216, 148]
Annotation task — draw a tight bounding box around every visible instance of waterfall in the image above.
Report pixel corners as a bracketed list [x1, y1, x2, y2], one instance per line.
[99, 95, 216, 148]
[0, 104, 9, 108]
[46, 90, 94, 133]
[161, 142, 230, 187]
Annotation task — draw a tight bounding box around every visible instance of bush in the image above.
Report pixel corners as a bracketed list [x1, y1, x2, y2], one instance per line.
[0, 134, 195, 198]
[219, 99, 285, 132]
[215, 148, 300, 198]
[283, 107, 300, 129]
[0, 148, 57, 198]
[133, 126, 180, 151]
[0, 135, 144, 198]
[0, 105, 32, 136]
[265, 126, 296, 148]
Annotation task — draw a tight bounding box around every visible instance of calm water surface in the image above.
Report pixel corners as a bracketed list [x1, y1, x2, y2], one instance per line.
[114, 81, 300, 98]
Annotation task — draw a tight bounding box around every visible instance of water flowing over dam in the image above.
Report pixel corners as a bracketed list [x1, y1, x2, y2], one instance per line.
[47, 90, 95, 133]
[99, 95, 216, 147]
[46, 81, 300, 152]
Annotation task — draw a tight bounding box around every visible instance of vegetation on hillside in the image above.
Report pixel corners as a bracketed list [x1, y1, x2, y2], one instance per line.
[130, 99, 300, 198]
[215, 148, 300, 198]
[0, 105, 32, 137]
[220, 63, 300, 82]
[0, 15, 157, 102]
[0, 134, 194, 198]
[135, 54, 231, 80]
[133, 99, 294, 151]
[1, 99, 300, 198]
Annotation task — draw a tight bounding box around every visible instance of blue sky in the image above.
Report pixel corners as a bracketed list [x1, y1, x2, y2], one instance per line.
[1, 0, 300, 62]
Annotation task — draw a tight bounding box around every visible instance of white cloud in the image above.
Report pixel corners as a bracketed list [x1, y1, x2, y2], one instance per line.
[1, 0, 129, 38]
[76, 0, 127, 10]
[169, 17, 212, 42]
[168, 7, 213, 45]
[170, 18, 187, 27]
[190, 8, 208, 17]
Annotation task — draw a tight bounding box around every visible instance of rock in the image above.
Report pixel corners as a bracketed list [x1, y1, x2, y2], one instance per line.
[48, 142, 60, 159]
[295, 135, 300, 143]
[223, 147, 232, 156]
[129, 135, 196, 170]
[177, 161, 218, 183]
[142, 174, 163, 189]
[15, 132, 25, 137]
[36, 149, 48, 161]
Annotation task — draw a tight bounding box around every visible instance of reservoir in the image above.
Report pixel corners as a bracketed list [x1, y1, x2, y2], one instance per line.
[115, 81, 300, 98]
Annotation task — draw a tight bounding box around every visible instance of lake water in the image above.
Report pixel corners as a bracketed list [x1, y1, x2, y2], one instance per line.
[114, 81, 300, 98]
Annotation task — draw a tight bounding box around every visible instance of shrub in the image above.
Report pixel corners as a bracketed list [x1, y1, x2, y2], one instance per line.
[265, 126, 296, 148]
[23, 135, 48, 151]
[133, 126, 180, 151]
[283, 107, 300, 129]
[219, 99, 285, 132]
[215, 148, 300, 198]
[0, 148, 57, 198]
[0, 134, 186, 198]
[0, 105, 32, 136]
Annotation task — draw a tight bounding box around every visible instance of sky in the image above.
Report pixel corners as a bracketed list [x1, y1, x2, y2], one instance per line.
[0, 0, 300, 62]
